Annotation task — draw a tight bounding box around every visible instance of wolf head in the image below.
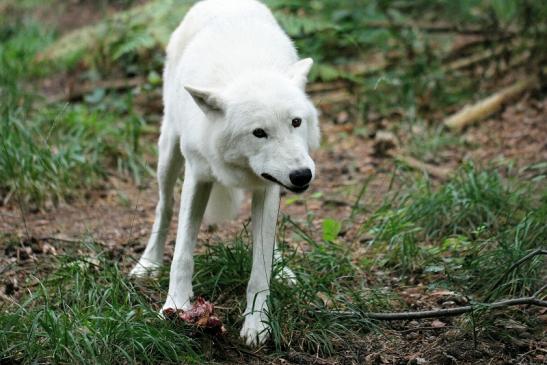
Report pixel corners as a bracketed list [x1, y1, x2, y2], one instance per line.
[185, 58, 320, 193]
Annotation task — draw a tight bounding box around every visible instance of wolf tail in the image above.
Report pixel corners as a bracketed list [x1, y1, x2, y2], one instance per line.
[203, 184, 244, 225]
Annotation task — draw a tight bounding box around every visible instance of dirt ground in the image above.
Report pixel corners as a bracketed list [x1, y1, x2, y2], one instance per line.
[2, 92, 546, 249]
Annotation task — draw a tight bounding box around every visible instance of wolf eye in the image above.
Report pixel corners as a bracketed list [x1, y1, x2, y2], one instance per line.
[292, 118, 302, 128]
[253, 128, 267, 138]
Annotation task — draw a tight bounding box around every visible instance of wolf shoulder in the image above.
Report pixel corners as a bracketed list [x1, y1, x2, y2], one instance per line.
[165, 0, 297, 81]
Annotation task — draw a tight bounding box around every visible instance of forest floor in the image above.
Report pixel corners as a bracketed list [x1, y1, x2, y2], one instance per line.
[1, 1, 546, 364]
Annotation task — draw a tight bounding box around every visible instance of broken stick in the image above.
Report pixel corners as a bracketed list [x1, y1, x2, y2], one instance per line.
[444, 75, 539, 131]
[389, 150, 452, 180]
[330, 297, 547, 320]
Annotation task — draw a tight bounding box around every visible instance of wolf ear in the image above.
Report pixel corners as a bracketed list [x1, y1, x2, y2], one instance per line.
[184, 85, 226, 115]
[287, 58, 313, 89]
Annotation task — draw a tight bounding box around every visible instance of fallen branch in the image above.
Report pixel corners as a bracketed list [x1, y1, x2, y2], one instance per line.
[307, 80, 348, 93]
[534, 284, 547, 298]
[445, 44, 509, 72]
[444, 75, 539, 131]
[331, 297, 547, 320]
[47, 77, 146, 104]
[389, 151, 452, 180]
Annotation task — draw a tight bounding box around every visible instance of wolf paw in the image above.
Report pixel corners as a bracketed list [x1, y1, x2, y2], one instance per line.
[160, 294, 193, 316]
[240, 313, 270, 347]
[129, 258, 162, 278]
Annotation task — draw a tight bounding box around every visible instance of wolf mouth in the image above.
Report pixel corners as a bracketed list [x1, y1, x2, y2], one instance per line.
[261, 173, 309, 193]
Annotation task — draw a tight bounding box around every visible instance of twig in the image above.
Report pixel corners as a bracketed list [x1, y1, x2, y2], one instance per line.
[444, 40, 532, 72]
[389, 151, 452, 180]
[445, 34, 514, 61]
[39, 236, 83, 244]
[484, 248, 547, 302]
[38, 236, 107, 247]
[307, 80, 349, 93]
[533, 284, 547, 299]
[330, 297, 547, 320]
[445, 44, 507, 71]
[397, 325, 453, 334]
[444, 75, 540, 131]
[0, 291, 18, 306]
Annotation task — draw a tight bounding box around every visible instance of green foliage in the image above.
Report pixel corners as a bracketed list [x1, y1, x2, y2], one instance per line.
[0, 232, 389, 360]
[0, 16, 153, 205]
[178, 229, 385, 355]
[39, 0, 194, 70]
[322, 218, 342, 242]
[31, 0, 547, 123]
[1, 101, 153, 205]
[0, 250, 201, 364]
[362, 163, 546, 300]
[1, 2, 545, 359]
[191, 235, 252, 302]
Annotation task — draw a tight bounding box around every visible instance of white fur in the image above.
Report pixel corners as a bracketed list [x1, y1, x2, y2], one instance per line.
[130, 0, 319, 346]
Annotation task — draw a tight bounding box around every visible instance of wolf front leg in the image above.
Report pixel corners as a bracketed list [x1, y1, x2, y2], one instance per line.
[240, 184, 280, 346]
[162, 168, 212, 312]
[130, 131, 183, 277]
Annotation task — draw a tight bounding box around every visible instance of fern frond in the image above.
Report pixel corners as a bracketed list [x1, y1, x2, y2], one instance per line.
[38, 0, 192, 66]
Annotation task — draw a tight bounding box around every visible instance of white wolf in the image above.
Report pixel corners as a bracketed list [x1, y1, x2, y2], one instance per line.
[130, 0, 320, 346]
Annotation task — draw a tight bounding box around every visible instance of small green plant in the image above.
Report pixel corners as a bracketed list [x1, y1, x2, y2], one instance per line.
[322, 218, 342, 242]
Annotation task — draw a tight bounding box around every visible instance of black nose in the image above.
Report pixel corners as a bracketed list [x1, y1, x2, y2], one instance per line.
[289, 168, 312, 187]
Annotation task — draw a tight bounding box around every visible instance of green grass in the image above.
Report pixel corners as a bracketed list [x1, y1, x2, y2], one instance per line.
[406, 123, 465, 163]
[3, 0, 546, 206]
[0, 235, 385, 362]
[0, 15, 153, 206]
[1, 167, 545, 363]
[0, 250, 201, 364]
[1, 1, 546, 363]
[361, 163, 546, 300]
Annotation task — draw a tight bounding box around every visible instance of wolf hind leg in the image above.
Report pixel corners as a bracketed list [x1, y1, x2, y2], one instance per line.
[274, 246, 297, 285]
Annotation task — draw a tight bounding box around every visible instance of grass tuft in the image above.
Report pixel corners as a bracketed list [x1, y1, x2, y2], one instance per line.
[0, 248, 202, 364]
[361, 163, 545, 300]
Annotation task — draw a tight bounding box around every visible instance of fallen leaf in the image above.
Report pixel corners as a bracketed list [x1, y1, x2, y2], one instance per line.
[431, 319, 446, 328]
